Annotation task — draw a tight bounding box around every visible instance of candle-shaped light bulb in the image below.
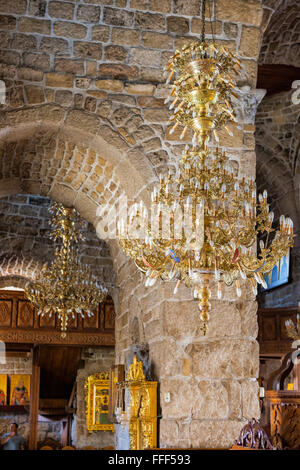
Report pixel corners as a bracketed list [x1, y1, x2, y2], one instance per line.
[217, 282, 222, 300]
[236, 279, 242, 298]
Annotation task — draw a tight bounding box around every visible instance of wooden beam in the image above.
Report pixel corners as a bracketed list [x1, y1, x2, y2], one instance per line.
[257, 64, 300, 96]
[28, 346, 40, 450]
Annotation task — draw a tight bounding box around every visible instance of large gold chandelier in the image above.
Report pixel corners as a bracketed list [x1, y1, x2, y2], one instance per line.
[25, 203, 107, 337]
[117, 0, 294, 334]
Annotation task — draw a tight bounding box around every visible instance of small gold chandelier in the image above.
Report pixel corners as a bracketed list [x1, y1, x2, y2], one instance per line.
[117, 0, 294, 334]
[25, 202, 107, 337]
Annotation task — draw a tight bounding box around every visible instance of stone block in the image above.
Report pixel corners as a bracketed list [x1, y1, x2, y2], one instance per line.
[12, 34, 37, 51]
[19, 17, 51, 34]
[130, 0, 147, 9]
[143, 107, 170, 122]
[111, 28, 140, 46]
[193, 380, 229, 419]
[17, 67, 43, 81]
[103, 7, 134, 27]
[239, 26, 261, 58]
[48, 1, 75, 20]
[55, 90, 73, 106]
[191, 18, 223, 36]
[54, 58, 84, 75]
[45, 73, 74, 88]
[104, 45, 127, 62]
[77, 5, 100, 23]
[149, 0, 171, 13]
[125, 83, 155, 95]
[189, 420, 244, 449]
[0, 0, 27, 14]
[142, 31, 173, 49]
[129, 48, 161, 67]
[241, 379, 260, 420]
[0, 15, 16, 30]
[160, 378, 195, 419]
[215, 0, 263, 27]
[186, 338, 259, 379]
[98, 64, 139, 80]
[23, 53, 50, 71]
[95, 79, 124, 92]
[74, 42, 102, 60]
[173, 0, 201, 15]
[92, 25, 110, 42]
[40, 37, 69, 55]
[53, 21, 87, 39]
[167, 16, 189, 34]
[135, 12, 165, 31]
[0, 51, 21, 66]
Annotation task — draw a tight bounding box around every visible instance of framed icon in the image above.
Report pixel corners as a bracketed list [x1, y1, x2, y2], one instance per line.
[85, 372, 114, 432]
[0, 374, 7, 405]
[10, 374, 30, 405]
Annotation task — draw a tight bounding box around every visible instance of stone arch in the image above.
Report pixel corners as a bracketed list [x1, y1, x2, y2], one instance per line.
[0, 106, 157, 221]
[0, 275, 30, 290]
[260, 0, 300, 66]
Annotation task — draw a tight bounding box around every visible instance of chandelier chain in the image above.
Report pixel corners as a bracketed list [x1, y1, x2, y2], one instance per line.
[201, 0, 207, 42]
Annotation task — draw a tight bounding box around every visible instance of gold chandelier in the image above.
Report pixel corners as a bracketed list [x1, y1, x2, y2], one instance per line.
[117, 0, 294, 334]
[25, 203, 107, 337]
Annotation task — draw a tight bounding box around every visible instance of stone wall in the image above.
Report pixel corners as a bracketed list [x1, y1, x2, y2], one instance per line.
[73, 346, 115, 449]
[260, 0, 300, 66]
[0, 193, 115, 288]
[256, 90, 300, 308]
[0, 0, 268, 449]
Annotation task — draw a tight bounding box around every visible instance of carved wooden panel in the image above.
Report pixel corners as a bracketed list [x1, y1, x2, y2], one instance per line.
[83, 308, 99, 329]
[267, 391, 300, 449]
[103, 301, 115, 331]
[39, 312, 56, 329]
[258, 307, 298, 355]
[0, 299, 13, 327]
[17, 300, 34, 328]
[0, 290, 115, 346]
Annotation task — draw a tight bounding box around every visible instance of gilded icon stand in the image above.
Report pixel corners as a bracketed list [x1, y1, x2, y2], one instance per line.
[85, 372, 114, 432]
[126, 355, 157, 450]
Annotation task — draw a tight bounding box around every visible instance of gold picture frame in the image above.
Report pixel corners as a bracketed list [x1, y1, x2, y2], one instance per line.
[10, 374, 30, 405]
[0, 374, 7, 405]
[85, 372, 114, 432]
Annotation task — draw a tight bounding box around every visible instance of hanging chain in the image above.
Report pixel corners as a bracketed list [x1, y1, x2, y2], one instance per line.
[201, 0, 206, 42]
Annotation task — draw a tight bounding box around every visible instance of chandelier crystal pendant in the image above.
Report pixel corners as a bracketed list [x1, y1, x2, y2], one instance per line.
[25, 203, 107, 337]
[117, 0, 294, 335]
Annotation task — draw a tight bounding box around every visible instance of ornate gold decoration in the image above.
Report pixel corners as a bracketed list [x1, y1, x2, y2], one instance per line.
[85, 372, 114, 433]
[25, 202, 107, 337]
[166, 41, 240, 145]
[117, 0, 294, 335]
[125, 356, 157, 450]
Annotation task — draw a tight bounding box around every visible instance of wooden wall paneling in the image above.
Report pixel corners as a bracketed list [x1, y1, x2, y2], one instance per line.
[0, 290, 115, 346]
[0, 297, 13, 327]
[16, 299, 34, 329]
[258, 307, 299, 355]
